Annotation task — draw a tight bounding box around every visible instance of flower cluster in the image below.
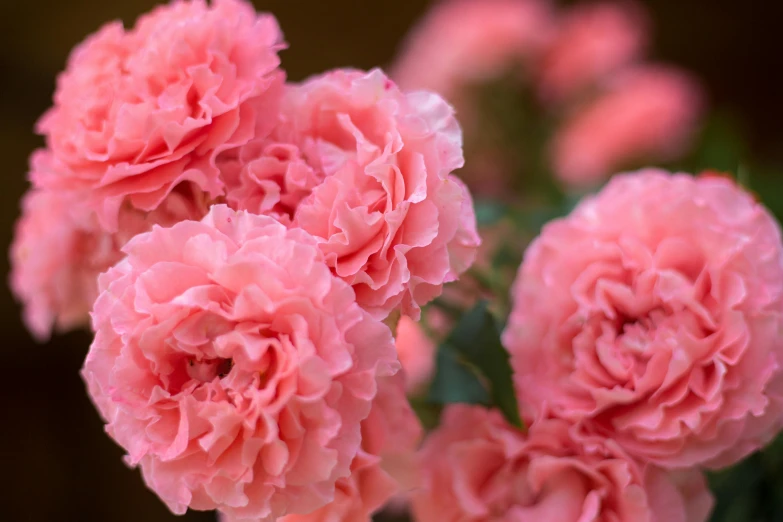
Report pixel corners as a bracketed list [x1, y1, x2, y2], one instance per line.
[9, 0, 476, 520]
[10, 1, 783, 522]
[392, 0, 703, 191]
[411, 170, 783, 521]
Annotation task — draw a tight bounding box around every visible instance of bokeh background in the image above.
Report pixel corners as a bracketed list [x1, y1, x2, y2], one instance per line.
[1, 1, 781, 520]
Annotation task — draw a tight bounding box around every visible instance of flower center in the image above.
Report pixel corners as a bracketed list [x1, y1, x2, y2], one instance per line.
[187, 357, 233, 383]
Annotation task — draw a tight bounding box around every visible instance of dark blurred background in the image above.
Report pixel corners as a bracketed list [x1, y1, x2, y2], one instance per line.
[0, 1, 780, 520]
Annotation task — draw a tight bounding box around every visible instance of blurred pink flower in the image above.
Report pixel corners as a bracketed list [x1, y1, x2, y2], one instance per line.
[504, 170, 783, 469]
[538, 1, 649, 102]
[9, 182, 206, 340]
[551, 65, 703, 187]
[224, 68, 480, 319]
[32, 0, 285, 230]
[412, 404, 713, 522]
[82, 205, 399, 521]
[395, 316, 436, 393]
[10, 189, 118, 340]
[392, 0, 555, 101]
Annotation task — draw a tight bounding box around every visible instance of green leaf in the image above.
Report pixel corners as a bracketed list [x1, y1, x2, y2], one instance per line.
[673, 111, 750, 175]
[745, 164, 783, 223]
[429, 301, 524, 429]
[428, 346, 491, 406]
[474, 199, 508, 226]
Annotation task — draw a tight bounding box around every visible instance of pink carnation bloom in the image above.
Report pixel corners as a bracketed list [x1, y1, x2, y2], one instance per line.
[395, 316, 436, 393]
[33, 0, 285, 230]
[412, 405, 713, 522]
[81, 205, 399, 521]
[10, 189, 117, 340]
[504, 170, 783, 469]
[218, 138, 322, 226]
[220, 69, 480, 319]
[258, 373, 423, 522]
[391, 0, 555, 101]
[551, 65, 703, 187]
[538, 1, 649, 102]
[9, 183, 206, 340]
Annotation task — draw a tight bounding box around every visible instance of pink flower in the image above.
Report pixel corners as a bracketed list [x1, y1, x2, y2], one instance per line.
[33, 0, 285, 230]
[222, 69, 480, 319]
[263, 373, 423, 522]
[10, 189, 118, 340]
[412, 404, 714, 522]
[503, 170, 783, 469]
[361, 372, 424, 493]
[219, 138, 323, 226]
[551, 66, 703, 187]
[391, 0, 555, 101]
[538, 1, 649, 101]
[9, 183, 206, 340]
[395, 316, 436, 393]
[81, 205, 399, 521]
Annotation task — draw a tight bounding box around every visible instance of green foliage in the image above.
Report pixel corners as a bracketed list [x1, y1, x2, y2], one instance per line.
[708, 433, 783, 522]
[428, 345, 491, 407]
[682, 112, 750, 174]
[474, 199, 509, 226]
[427, 301, 523, 429]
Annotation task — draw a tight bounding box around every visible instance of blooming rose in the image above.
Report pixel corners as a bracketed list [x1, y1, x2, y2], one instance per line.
[220, 68, 480, 319]
[9, 183, 206, 340]
[538, 1, 648, 101]
[395, 316, 436, 393]
[392, 0, 554, 101]
[81, 205, 399, 521]
[551, 66, 703, 187]
[10, 189, 116, 340]
[219, 139, 322, 226]
[33, 0, 285, 229]
[504, 170, 783, 468]
[257, 372, 423, 522]
[412, 404, 714, 522]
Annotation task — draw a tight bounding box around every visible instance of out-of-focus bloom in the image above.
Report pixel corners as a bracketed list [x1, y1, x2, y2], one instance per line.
[551, 66, 703, 187]
[223, 68, 480, 319]
[538, 1, 648, 102]
[504, 170, 783, 469]
[392, 0, 555, 101]
[395, 316, 436, 393]
[82, 205, 399, 521]
[33, 0, 285, 229]
[10, 189, 118, 339]
[412, 404, 713, 522]
[269, 373, 423, 522]
[9, 183, 206, 340]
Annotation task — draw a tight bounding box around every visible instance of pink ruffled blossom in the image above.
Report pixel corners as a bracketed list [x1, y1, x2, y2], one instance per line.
[9, 183, 206, 340]
[538, 1, 649, 101]
[33, 0, 285, 230]
[222, 69, 480, 319]
[81, 205, 399, 521]
[412, 404, 714, 522]
[395, 316, 436, 393]
[218, 138, 322, 226]
[257, 373, 423, 522]
[551, 66, 703, 187]
[391, 0, 555, 101]
[504, 170, 783, 469]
